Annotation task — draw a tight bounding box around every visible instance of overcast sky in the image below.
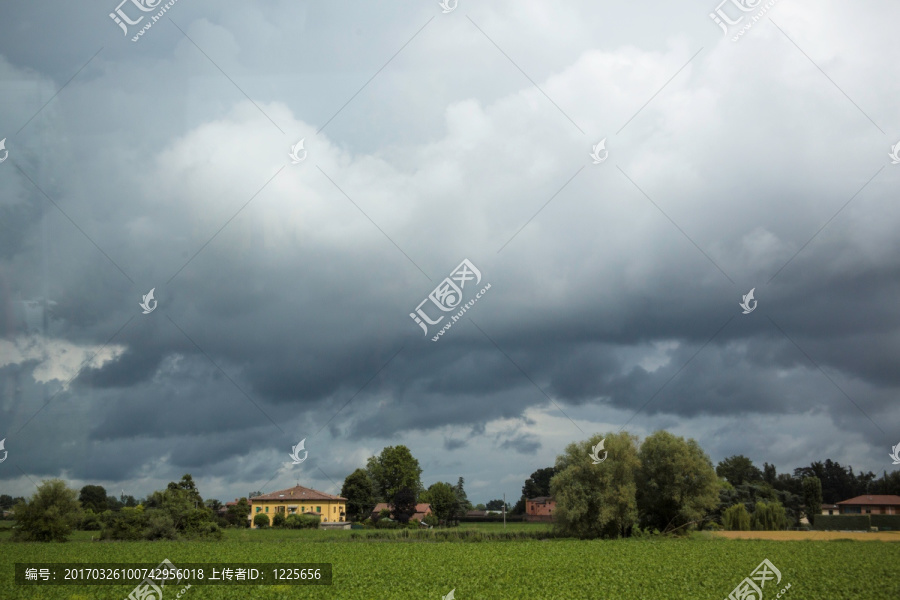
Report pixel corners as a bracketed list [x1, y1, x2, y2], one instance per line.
[1, 0, 898, 505]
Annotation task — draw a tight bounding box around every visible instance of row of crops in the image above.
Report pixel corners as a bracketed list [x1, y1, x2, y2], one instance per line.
[1, 529, 898, 599]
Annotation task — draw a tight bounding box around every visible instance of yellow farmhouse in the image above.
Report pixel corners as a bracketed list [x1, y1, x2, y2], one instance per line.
[249, 484, 347, 528]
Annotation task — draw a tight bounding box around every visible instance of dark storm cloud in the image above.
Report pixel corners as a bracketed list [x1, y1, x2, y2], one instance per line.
[1, 0, 898, 504]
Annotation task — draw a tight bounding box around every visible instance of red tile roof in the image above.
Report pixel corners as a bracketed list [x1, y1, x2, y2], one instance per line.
[372, 502, 432, 520]
[836, 495, 900, 506]
[249, 485, 347, 502]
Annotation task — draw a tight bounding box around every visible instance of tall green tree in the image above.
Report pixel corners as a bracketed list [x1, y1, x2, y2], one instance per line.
[78, 485, 108, 513]
[801, 476, 823, 526]
[716, 455, 763, 487]
[13, 479, 83, 542]
[366, 445, 423, 502]
[421, 482, 461, 524]
[551, 432, 640, 539]
[453, 477, 472, 512]
[391, 487, 417, 523]
[637, 431, 719, 534]
[341, 468, 377, 522]
[225, 498, 251, 527]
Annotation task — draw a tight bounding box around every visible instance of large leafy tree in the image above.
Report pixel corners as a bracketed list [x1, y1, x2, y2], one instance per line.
[716, 455, 763, 487]
[225, 498, 251, 527]
[551, 432, 640, 539]
[78, 485, 108, 513]
[341, 468, 377, 522]
[801, 476, 823, 526]
[485, 499, 507, 511]
[421, 482, 461, 524]
[13, 479, 83, 542]
[366, 445, 423, 502]
[391, 487, 417, 523]
[637, 430, 719, 533]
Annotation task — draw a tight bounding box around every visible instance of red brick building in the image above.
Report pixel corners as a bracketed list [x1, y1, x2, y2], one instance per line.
[525, 496, 555, 522]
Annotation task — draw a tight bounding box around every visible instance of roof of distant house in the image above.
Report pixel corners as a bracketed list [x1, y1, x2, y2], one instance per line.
[820, 504, 838, 509]
[527, 496, 554, 503]
[372, 502, 432, 519]
[836, 495, 900, 506]
[250, 485, 347, 502]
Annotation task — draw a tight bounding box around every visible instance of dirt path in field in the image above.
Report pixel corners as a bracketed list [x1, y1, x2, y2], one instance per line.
[712, 531, 900, 542]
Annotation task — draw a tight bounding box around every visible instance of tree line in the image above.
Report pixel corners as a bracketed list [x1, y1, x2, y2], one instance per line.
[341, 445, 481, 527]
[502, 432, 900, 537]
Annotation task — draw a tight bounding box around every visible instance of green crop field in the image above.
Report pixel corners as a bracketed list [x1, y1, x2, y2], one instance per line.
[1, 526, 898, 599]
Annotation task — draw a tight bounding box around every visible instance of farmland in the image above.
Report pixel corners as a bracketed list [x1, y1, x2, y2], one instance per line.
[1, 526, 898, 599]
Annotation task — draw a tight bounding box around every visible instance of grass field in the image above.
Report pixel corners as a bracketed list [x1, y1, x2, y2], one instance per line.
[711, 530, 900, 542]
[1, 525, 898, 599]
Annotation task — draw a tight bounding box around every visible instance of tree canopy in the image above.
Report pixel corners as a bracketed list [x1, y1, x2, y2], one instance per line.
[365, 445, 423, 503]
[636, 430, 719, 533]
[551, 432, 640, 539]
[13, 479, 83, 542]
[341, 468, 377, 522]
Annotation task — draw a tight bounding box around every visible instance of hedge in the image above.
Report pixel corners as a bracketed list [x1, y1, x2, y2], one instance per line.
[812, 514, 900, 531]
[458, 516, 525, 523]
[870, 515, 900, 531]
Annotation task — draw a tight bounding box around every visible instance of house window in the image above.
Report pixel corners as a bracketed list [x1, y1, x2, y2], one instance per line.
[276, 506, 285, 514]
[865, 509, 871, 514]
[844, 507, 861, 514]
[316, 506, 321, 513]
[256, 507, 261, 513]
[265, 507, 269, 513]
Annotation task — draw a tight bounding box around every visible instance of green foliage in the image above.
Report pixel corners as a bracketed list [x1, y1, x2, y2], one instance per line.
[253, 513, 271, 528]
[453, 477, 472, 512]
[79, 509, 102, 531]
[422, 481, 461, 525]
[391, 487, 417, 523]
[280, 513, 320, 529]
[812, 514, 870, 530]
[342, 468, 377, 522]
[225, 497, 251, 527]
[99, 506, 146, 540]
[144, 511, 177, 540]
[802, 476, 823, 526]
[485, 499, 506, 511]
[0, 531, 893, 598]
[716, 455, 763, 487]
[722, 504, 750, 530]
[366, 445, 423, 502]
[636, 431, 719, 534]
[375, 518, 400, 529]
[12, 479, 83, 542]
[750, 501, 787, 530]
[869, 514, 900, 530]
[422, 513, 439, 527]
[551, 432, 640, 539]
[78, 485, 108, 513]
[272, 512, 286, 527]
